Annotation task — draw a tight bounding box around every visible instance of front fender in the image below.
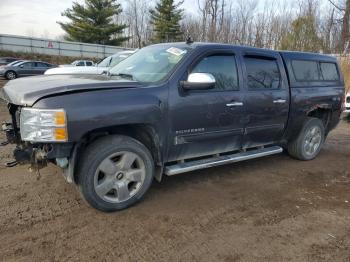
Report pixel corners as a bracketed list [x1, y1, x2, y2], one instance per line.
[33, 87, 168, 142]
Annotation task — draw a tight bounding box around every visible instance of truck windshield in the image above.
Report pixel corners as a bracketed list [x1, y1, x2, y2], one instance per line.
[109, 45, 190, 83]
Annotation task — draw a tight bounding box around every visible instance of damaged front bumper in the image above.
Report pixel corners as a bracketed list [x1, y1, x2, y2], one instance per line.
[2, 121, 76, 183]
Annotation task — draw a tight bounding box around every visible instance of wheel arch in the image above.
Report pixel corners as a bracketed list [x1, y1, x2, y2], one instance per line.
[284, 105, 333, 144]
[72, 123, 164, 183]
[306, 106, 332, 133]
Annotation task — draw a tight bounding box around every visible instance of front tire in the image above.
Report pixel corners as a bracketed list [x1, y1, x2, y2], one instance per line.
[77, 135, 154, 212]
[287, 118, 325, 161]
[5, 71, 17, 80]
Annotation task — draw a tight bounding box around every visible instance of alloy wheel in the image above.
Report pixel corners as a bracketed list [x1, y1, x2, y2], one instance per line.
[6, 71, 16, 80]
[93, 151, 146, 203]
[303, 126, 322, 157]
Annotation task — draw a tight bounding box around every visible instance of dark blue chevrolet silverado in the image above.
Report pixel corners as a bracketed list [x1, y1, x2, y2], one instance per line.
[0, 43, 345, 211]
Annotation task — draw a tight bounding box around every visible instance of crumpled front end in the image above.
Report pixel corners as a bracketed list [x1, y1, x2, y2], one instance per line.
[1, 101, 74, 180]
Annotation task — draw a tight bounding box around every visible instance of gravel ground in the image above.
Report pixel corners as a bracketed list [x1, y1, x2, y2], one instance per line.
[0, 79, 349, 261]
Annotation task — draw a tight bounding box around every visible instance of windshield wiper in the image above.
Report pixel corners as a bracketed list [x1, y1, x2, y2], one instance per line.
[110, 73, 135, 80]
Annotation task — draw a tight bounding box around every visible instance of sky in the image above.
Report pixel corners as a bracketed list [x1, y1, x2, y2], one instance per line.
[0, 0, 328, 40]
[0, 0, 201, 39]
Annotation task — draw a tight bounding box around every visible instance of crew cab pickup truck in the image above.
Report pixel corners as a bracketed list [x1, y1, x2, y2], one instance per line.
[0, 43, 344, 212]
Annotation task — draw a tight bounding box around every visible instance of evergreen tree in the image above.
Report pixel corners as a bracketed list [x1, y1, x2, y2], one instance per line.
[58, 0, 128, 46]
[150, 0, 184, 43]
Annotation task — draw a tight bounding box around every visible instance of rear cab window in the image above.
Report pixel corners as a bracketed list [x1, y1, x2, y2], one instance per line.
[320, 62, 339, 81]
[292, 60, 321, 81]
[284, 53, 341, 87]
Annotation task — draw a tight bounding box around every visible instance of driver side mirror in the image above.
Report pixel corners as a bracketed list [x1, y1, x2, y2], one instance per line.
[181, 73, 216, 90]
[19, 65, 24, 68]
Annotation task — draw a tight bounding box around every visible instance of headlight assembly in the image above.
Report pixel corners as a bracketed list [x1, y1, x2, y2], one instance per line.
[20, 108, 68, 142]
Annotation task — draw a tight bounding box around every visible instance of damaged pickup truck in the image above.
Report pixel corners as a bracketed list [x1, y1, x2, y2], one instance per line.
[0, 43, 344, 212]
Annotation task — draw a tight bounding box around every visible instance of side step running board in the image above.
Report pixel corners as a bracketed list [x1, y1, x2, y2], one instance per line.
[165, 146, 283, 176]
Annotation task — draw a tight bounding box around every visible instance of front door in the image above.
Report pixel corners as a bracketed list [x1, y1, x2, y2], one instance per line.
[167, 51, 245, 162]
[18, 62, 36, 76]
[242, 54, 289, 148]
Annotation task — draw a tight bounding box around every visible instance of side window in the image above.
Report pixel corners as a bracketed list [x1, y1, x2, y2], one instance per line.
[21, 62, 34, 68]
[244, 57, 281, 89]
[320, 62, 339, 81]
[37, 62, 48, 68]
[292, 60, 321, 81]
[76, 61, 85, 66]
[86, 61, 93, 66]
[191, 55, 239, 91]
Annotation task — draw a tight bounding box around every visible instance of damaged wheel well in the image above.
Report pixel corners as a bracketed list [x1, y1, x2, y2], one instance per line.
[307, 107, 332, 132]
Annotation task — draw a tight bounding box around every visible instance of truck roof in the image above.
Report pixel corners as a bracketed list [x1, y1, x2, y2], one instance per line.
[279, 50, 337, 63]
[154, 42, 337, 63]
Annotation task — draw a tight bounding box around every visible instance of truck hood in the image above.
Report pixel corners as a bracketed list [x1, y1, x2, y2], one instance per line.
[1, 74, 139, 106]
[45, 66, 108, 75]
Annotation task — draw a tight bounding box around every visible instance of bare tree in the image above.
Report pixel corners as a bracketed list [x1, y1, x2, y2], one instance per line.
[328, 0, 350, 52]
[116, 0, 344, 54]
[124, 0, 151, 48]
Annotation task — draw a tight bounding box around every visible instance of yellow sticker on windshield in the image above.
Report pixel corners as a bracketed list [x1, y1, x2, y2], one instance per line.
[166, 47, 187, 56]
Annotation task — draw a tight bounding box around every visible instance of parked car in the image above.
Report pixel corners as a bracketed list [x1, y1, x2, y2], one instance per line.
[0, 60, 56, 80]
[60, 60, 95, 67]
[44, 51, 136, 76]
[1, 43, 344, 212]
[0, 57, 21, 66]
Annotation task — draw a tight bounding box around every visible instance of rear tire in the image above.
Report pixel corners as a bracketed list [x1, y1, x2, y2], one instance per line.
[5, 71, 17, 80]
[77, 135, 154, 212]
[287, 118, 325, 161]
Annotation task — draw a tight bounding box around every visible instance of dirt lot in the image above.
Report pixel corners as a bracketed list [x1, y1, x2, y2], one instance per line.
[0, 79, 349, 262]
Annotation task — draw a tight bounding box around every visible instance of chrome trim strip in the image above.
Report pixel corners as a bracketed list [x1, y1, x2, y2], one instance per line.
[226, 102, 244, 107]
[273, 99, 287, 104]
[174, 128, 244, 145]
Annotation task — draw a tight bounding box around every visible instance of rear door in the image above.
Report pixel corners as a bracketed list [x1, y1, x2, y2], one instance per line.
[242, 53, 289, 148]
[168, 50, 246, 161]
[36, 62, 50, 74]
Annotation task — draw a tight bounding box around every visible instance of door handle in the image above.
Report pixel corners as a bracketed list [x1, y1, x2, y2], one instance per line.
[226, 102, 244, 107]
[273, 99, 287, 104]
